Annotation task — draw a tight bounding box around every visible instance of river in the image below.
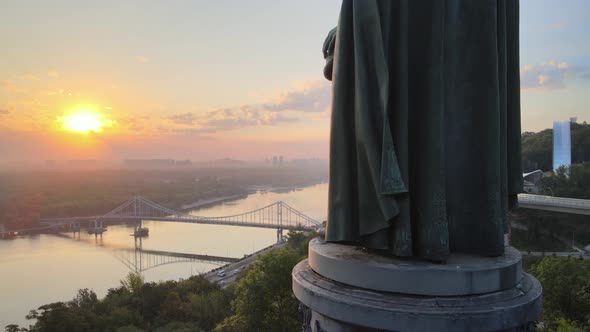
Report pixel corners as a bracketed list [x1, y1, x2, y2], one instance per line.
[0, 183, 328, 328]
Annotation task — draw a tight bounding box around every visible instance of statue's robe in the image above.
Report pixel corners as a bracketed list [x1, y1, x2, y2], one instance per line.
[326, 0, 522, 261]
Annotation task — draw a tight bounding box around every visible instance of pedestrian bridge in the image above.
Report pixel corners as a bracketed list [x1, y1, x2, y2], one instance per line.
[40, 196, 321, 232]
[517, 193, 590, 216]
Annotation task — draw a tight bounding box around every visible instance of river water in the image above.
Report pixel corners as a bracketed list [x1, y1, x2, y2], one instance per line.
[0, 183, 328, 328]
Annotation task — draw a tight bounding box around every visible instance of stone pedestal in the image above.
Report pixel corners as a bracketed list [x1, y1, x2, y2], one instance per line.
[292, 238, 542, 332]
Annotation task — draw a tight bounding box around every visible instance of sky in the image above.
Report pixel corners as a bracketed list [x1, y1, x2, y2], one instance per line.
[0, 0, 589, 162]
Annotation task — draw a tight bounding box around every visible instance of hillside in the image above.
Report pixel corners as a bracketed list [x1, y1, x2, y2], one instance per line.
[522, 122, 590, 172]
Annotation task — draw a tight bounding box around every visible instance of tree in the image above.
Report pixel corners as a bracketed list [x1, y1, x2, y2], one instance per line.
[121, 273, 144, 294]
[4, 325, 27, 332]
[188, 290, 231, 331]
[157, 292, 185, 323]
[541, 164, 590, 199]
[26, 302, 98, 332]
[285, 228, 317, 256]
[553, 318, 586, 332]
[214, 247, 302, 332]
[528, 257, 590, 331]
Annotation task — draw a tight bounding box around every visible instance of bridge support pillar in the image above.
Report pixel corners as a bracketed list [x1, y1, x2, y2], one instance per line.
[71, 222, 80, 237]
[277, 228, 284, 243]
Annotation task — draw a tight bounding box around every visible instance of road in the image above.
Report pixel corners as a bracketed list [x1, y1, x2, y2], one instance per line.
[204, 242, 286, 287]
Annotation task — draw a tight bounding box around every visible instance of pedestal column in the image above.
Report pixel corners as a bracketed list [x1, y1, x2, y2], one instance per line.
[292, 238, 542, 332]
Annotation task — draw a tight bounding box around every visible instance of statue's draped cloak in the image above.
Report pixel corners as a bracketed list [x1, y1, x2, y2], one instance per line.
[326, 0, 522, 261]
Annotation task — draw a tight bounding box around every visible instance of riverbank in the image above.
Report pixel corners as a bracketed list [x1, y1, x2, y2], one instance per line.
[180, 180, 328, 212]
[180, 194, 248, 210]
[249, 180, 328, 194]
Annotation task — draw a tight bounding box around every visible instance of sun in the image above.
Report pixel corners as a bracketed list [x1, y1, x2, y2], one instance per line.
[59, 108, 112, 134]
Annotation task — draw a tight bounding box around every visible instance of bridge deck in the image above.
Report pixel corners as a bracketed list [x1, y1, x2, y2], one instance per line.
[33, 194, 590, 235]
[518, 193, 590, 215]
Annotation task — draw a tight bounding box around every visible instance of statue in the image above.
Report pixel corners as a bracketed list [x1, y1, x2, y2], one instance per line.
[324, 0, 522, 262]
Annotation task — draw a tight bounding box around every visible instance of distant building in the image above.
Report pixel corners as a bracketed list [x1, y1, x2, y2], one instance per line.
[553, 120, 572, 171]
[67, 159, 100, 167]
[125, 159, 176, 167]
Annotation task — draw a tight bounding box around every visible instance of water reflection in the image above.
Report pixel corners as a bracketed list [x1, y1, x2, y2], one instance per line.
[52, 231, 233, 274]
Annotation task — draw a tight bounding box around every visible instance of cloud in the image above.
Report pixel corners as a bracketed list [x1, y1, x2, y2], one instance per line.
[203, 107, 297, 130]
[164, 79, 329, 134]
[117, 116, 150, 132]
[0, 109, 9, 116]
[1, 79, 27, 94]
[167, 112, 198, 125]
[20, 74, 41, 81]
[167, 107, 297, 134]
[521, 61, 584, 90]
[47, 71, 60, 78]
[136, 56, 149, 63]
[263, 80, 331, 112]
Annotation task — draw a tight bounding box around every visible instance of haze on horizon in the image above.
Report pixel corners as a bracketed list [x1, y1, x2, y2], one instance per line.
[1, 0, 589, 162]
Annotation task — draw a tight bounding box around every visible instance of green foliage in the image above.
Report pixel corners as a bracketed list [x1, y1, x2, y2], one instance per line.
[214, 247, 303, 332]
[528, 257, 590, 331]
[121, 273, 144, 294]
[522, 129, 553, 171]
[553, 318, 586, 332]
[285, 228, 317, 256]
[4, 325, 27, 332]
[154, 321, 203, 332]
[115, 326, 144, 332]
[541, 164, 590, 199]
[21, 275, 231, 332]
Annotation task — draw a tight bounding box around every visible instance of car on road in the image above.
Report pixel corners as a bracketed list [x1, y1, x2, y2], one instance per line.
[217, 270, 226, 277]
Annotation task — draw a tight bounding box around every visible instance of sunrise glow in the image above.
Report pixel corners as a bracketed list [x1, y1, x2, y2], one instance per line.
[59, 108, 112, 134]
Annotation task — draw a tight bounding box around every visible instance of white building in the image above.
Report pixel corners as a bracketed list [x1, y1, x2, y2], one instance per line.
[553, 120, 572, 171]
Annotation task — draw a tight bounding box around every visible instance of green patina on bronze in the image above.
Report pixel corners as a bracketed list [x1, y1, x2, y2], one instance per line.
[324, 0, 523, 262]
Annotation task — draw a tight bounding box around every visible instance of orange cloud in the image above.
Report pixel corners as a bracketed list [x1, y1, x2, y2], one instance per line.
[551, 22, 567, 30]
[521, 61, 585, 90]
[20, 74, 41, 81]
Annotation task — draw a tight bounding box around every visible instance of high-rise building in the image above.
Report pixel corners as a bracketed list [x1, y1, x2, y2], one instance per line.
[553, 120, 571, 171]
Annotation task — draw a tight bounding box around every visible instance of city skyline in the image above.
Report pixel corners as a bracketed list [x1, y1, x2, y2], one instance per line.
[1, 0, 589, 162]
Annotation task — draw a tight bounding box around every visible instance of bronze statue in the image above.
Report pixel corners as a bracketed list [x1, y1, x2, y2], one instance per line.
[324, 0, 522, 262]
